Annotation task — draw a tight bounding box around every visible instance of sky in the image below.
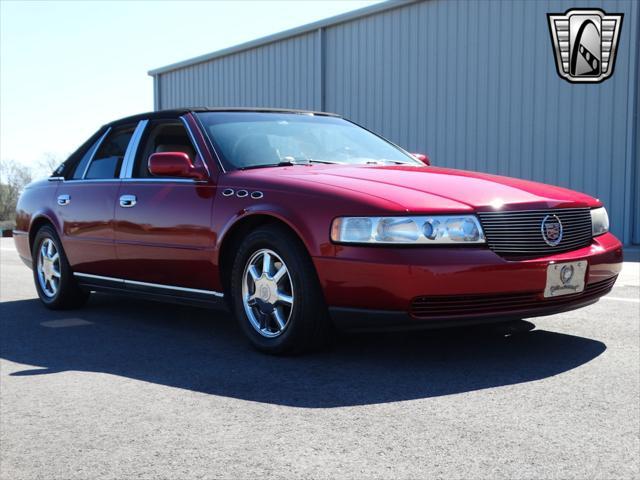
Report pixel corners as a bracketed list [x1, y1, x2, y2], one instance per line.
[0, 0, 380, 173]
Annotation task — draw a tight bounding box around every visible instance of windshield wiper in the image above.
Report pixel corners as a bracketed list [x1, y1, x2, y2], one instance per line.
[364, 159, 412, 165]
[238, 160, 298, 171]
[238, 159, 343, 170]
[307, 159, 342, 164]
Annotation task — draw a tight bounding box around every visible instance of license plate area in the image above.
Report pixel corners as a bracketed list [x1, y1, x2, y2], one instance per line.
[544, 261, 587, 298]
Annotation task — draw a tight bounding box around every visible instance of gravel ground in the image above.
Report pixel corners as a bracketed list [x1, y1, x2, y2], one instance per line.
[1, 237, 638, 479]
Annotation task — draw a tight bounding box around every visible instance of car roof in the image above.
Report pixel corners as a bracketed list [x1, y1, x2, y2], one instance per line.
[106, 107, 341, 127]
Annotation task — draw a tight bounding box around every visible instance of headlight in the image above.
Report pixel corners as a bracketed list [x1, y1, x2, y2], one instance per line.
[330, 215, 485, 244]
[591, 207, 609, 236]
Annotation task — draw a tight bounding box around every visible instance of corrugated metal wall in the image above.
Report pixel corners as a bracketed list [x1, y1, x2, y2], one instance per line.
[153, 0, 639, 244]
[156, 32, 321, 110]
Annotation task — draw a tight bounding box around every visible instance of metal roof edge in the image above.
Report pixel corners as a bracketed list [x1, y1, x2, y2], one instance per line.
[148, 0, 417, 76]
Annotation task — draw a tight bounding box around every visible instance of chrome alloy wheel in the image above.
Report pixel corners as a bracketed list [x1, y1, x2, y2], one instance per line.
[37, 238, 61, 298]
[242, 248, 294, 338]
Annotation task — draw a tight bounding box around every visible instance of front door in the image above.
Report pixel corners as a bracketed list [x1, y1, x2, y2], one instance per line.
[114, 118, 217, 292]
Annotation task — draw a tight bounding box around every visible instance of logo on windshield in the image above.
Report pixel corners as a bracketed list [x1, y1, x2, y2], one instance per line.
[547, 9, 623, 83]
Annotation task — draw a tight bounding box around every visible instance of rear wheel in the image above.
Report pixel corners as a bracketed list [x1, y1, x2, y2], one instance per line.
[230, 224, 329, 354]
[32, 225, 89, 309]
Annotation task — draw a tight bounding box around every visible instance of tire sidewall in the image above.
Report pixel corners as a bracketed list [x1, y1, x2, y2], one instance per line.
[230, 227, 319, 353]
[31, 225, 78, 308]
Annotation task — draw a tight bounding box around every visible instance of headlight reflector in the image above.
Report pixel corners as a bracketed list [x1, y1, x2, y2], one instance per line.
[591, 207, 609, 236]
[331, 215, 485, 244]
[376, 218, 420, 242]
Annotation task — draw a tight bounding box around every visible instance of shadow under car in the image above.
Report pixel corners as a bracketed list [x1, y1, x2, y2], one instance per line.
[0, 294, 606, 408]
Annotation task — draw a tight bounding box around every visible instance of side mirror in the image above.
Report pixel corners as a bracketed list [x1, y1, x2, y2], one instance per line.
[412, 153, 431, 166]
[148, 152, 206, 180]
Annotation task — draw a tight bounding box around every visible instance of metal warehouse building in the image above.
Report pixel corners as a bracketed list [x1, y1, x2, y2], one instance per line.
[149, 0, 639, 245]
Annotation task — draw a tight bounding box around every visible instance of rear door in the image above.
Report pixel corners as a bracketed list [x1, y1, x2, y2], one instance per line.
[114, 116, 218, 293]
[56, 124, 136, 277]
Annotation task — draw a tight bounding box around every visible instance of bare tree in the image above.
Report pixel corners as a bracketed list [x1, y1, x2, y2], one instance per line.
[33, 153, 63, 180]
[0, 160, 33, 222]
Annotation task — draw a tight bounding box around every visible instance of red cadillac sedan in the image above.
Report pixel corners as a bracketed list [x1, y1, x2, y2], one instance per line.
[14, 109, 623, 353]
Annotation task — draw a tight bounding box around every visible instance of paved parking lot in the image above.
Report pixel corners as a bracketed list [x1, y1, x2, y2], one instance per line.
[1, 237, 638, 479]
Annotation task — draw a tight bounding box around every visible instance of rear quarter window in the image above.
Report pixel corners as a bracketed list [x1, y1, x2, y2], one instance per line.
[71, 137, 102, 179]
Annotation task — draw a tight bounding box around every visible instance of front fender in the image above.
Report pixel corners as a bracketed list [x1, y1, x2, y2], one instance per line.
[215, 202, 320, 257]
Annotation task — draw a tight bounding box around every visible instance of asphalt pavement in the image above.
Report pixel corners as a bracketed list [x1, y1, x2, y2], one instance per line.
[1, 237, 638, 479]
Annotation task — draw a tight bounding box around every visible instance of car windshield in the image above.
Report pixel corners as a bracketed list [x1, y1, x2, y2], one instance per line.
[196, 112, 420, 170]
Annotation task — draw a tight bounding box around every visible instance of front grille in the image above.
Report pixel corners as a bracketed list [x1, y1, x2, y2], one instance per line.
[410, 276, 616, 318]
[477, 208, 592, 257]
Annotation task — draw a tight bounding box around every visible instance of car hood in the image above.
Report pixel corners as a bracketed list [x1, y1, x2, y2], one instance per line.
[262, 164, 600, 212]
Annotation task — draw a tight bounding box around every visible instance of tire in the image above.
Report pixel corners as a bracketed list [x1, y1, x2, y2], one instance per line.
[31, 225, 89, 309]
[230, 224, 330, 354]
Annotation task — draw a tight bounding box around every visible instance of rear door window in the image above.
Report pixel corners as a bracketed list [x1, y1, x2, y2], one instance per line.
[84, 126, 135, 179]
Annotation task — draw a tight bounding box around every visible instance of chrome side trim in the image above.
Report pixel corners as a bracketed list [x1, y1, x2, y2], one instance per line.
[73, 272, 124, 283]
[81, 127, 112, 179]
[125, 278, 224, 297]
[121, 120, 149, 178]
[73, 272, 224, 297]
[48, 176, 65, 182]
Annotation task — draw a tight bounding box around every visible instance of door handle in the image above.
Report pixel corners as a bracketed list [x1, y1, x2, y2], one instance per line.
[119, 194, 137, 208]
[57, 194, 71, 206]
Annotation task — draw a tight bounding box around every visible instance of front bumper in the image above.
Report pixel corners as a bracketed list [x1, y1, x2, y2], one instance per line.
[313, 232, 623, 331]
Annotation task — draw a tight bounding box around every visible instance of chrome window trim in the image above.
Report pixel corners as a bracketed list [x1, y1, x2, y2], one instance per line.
[81, 127, 112, 179]
[179, 115, 213, 177]
[120, 178, 208, 184]
[190, 113, 227, 174]
[62, 179, 122, 184]
[73, 272, 224, 297]
[120, 120, 149, 179]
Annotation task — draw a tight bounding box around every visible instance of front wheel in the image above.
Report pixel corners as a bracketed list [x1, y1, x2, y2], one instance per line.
[230, 225, 330, 354]
[32, 225, 89, 309]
